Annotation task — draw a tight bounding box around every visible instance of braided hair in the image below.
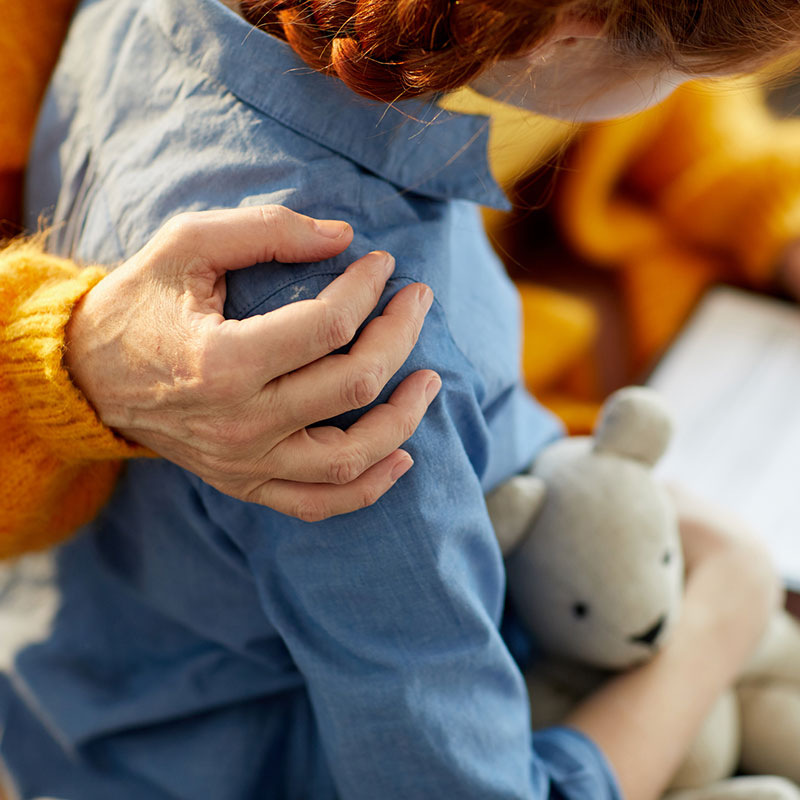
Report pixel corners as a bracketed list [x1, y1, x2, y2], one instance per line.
[241, 0, 561, 101]
[242, 0, 800, 102]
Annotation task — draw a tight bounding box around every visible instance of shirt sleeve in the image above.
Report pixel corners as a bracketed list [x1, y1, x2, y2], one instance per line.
[197, 268, 622, 800]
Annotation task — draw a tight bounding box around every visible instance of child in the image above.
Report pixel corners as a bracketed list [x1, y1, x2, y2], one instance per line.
[2, 0, 794, 798]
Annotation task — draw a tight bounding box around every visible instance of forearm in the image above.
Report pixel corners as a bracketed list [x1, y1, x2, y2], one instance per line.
[566, 535, 778, 800]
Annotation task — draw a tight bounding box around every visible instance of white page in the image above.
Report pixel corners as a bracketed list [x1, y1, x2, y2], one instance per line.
[648, 287, 800, 590]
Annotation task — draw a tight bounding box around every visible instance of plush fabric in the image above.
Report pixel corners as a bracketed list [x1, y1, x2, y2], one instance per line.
[487, 387, 800, 799]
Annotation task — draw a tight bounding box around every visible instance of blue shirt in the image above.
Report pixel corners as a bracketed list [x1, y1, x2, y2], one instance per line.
[7, 0, 622, 798]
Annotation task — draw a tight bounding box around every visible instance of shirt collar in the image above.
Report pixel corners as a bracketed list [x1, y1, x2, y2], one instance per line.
[148, 0, 511, 210]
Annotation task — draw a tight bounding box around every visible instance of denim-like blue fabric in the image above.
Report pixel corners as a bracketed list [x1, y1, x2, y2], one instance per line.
[7, 0, 622, 798]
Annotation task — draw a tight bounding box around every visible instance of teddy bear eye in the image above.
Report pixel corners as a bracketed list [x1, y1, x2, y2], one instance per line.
[662, 551, 672, 566]
[572, 602, 589, 619]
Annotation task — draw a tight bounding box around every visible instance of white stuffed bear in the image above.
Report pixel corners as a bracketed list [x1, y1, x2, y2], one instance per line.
[486, 387, 800, 800]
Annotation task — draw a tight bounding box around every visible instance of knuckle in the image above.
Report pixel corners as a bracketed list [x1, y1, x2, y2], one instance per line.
[353, 484, 382, 512]
[393, 306, 422, 352]
[362, 259, 387, 298]
[156, 212, 215, 275]
[161, 212, 200, 243]
[258, 204, 291, 230]
[402, 311, 423, 347]
[319, 304, 357, 352]
[398, 409, 419, 442]
[345, 363, 384, 408]
[292, 499, 328, 524]
[328, 447, 367, 485]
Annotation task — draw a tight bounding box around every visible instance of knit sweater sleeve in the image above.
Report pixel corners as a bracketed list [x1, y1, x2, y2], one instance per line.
[557, 80, 800, 286]
[0, 241, 149, 558]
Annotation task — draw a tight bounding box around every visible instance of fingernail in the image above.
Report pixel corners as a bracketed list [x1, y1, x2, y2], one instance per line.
[425, 375, 442, 404]
[315, 219, 351, 239]
[391, 454, 414, 482]
[418, 285, 433, 313]
[370, 250, 395, 276]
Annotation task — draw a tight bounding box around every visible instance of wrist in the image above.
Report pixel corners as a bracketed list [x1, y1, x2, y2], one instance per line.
[63, 286, 103, 417]
[63, 271, 144, 434]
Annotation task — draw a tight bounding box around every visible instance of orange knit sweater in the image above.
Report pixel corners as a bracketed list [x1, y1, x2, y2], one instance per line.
[0, 243, 144, 557]
[4, 4, 800, 555]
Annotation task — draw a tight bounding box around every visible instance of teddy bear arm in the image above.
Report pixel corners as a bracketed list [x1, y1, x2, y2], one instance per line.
[741, 609, 800, 684]
[669, 691, 740, 791]
[738, 680, 800, 785]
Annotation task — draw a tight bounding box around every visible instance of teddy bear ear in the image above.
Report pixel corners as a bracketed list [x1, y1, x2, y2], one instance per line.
[593, 386, 673, 467]
[485, 475, 547, 555]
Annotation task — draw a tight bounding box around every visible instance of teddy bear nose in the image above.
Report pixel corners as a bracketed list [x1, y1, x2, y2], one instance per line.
[630, 614, 666, 647]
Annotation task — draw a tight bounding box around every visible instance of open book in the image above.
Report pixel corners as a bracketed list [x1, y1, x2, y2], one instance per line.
[647, 287, 800, 590]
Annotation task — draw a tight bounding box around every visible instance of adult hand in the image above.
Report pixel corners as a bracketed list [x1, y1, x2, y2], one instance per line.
[65, 206, 440, 521]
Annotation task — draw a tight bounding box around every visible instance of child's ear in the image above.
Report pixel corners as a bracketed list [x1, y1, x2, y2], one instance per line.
[485, 475, 547, 555]
[541, 16, 605, 46]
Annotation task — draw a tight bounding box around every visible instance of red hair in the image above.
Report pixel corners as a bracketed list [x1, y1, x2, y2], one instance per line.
[241, 0, 800, 101]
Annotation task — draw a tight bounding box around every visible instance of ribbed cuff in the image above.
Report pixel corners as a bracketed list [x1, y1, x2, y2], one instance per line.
[1, 246, 152, 461]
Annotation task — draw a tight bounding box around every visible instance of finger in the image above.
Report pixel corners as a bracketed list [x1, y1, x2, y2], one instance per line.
[218, 250, 400, 383]
[247, 450, 415, 522]
[259, 370, 441, 484]
[154, 205, 355, 273]
[262, 281, 435, 435]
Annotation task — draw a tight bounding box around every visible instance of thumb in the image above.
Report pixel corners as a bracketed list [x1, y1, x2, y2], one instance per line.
[153, 205, 354, 275]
